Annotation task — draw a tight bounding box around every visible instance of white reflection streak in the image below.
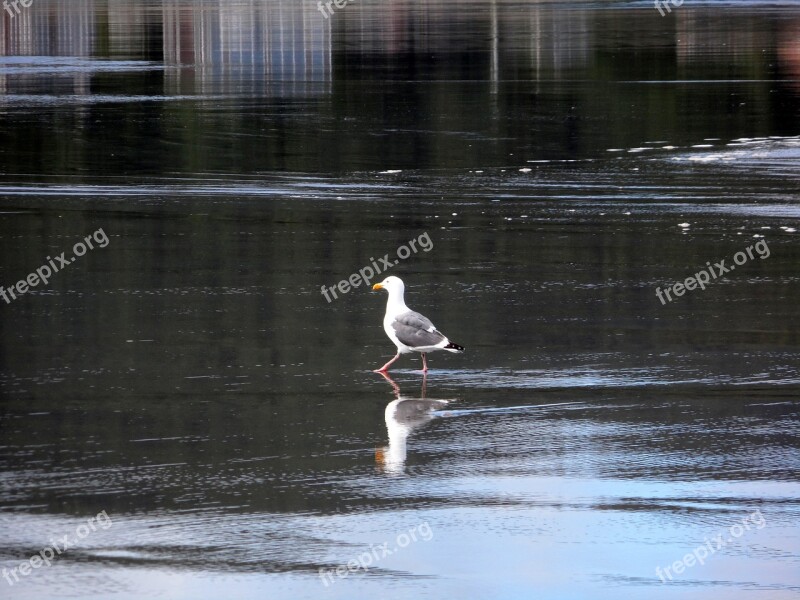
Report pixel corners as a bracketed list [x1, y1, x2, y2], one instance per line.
[376, 373, 451, 475]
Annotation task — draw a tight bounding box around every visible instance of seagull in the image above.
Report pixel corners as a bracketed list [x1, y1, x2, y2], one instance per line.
[371, 276, 464, 372]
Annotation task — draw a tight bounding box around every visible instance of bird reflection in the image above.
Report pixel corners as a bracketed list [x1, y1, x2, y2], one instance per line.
[375, 372, 453, 474]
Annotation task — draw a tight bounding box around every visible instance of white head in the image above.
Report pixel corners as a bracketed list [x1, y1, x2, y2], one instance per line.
[372, 275, 405, 296]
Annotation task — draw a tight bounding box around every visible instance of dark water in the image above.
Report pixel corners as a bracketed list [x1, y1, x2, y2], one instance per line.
[1, 1, 799, 599]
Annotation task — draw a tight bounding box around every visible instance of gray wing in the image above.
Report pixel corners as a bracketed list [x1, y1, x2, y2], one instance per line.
[391, 399, 449, 428]
[392, 311, 446, 348]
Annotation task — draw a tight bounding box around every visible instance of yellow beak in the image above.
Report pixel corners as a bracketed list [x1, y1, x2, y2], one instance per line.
[372, 283, 383, 290]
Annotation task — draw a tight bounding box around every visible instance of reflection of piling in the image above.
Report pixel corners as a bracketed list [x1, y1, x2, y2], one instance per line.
[0, 0, 96, 56]
[161, 0, 331, 96]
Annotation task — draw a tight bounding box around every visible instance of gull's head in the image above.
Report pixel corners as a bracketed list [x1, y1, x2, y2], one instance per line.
[372, 275, 405, 295]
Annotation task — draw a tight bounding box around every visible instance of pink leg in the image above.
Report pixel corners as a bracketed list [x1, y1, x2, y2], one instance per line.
[376, 370, 401, 398]
[374, 353, 401, 373]
[421, 353, 428, 373]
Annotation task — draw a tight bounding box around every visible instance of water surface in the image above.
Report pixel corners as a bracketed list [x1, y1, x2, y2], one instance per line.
[0, 1, 799, 599]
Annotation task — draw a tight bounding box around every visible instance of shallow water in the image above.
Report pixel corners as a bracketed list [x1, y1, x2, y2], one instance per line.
[1, 1, 799, 599]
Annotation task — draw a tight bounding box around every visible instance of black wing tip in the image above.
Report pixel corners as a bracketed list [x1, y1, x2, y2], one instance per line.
[445, 342, 465, 353]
